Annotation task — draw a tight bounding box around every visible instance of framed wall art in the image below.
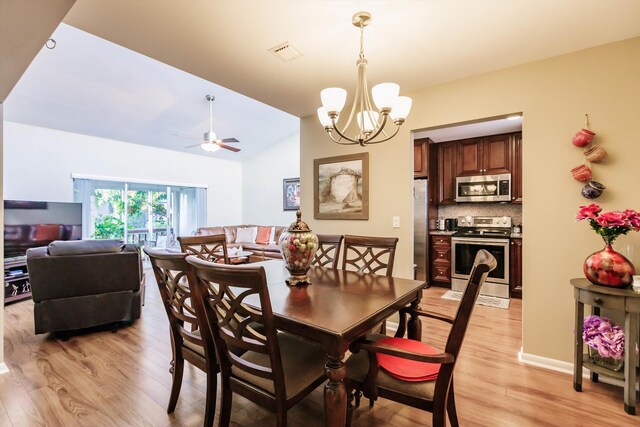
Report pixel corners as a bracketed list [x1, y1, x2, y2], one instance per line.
[283, 177, 300, 211]
[314, 152, 369, 220]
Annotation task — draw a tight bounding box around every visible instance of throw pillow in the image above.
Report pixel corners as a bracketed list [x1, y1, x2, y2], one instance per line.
[268, 227, 277, 245]
[256, 226, 271, 245]
[235, 227, 257, 243]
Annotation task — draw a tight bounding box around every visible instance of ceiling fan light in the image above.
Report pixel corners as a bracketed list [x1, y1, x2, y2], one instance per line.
[371, 83, 399, 111]
[390, 96, 412, 121]
[357, 110, 379, 133]
[321, 88, 347, 115]
[201, 142, 221, 152]
[317, 107, 334, 128]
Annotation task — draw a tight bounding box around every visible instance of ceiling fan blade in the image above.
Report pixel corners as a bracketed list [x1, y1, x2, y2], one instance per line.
[217, 143, 241, 153]
[184, 143, 202, 148]
[221, 138, 239, 143]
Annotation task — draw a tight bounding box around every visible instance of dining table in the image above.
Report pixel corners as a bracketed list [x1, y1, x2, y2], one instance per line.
[245, 260, 427, 427]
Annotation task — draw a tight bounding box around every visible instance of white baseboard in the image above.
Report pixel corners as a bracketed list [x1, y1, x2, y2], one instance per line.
[518, 348, 634, 389]
[0, 363, 9, 375]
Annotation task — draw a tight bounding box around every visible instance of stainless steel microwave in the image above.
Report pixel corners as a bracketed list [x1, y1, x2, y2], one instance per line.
[455, 173, 511, 202]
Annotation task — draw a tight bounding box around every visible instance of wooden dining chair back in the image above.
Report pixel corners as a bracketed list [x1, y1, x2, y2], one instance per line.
[312, 234, 344, 269]
[185, 257, 326, 427]
[178, 234, 230, 264]
[342, 235, 399, 277]
[346, 249, 497, 427]
[144, 247, 218, 427]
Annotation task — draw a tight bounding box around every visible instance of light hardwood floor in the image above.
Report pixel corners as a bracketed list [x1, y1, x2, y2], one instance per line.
[0, 271, 637, 426]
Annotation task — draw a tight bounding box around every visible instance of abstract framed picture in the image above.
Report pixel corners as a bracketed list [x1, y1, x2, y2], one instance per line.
[314, 152, 369, 220]
[283, 177, 300, 211]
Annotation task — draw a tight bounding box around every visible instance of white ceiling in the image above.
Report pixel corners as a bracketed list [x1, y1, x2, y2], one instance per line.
[5, 24, 299, 161]
[5, 1, 640, 159]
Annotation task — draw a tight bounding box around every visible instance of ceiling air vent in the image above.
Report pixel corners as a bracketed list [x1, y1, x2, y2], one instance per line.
[268, 42, 302, 62]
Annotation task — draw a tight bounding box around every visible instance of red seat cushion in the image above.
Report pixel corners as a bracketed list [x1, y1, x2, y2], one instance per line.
[376, 337, 440, 382]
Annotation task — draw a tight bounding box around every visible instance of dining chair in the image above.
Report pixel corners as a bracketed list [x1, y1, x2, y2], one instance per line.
[312, 234, 344, 269]
[185, 256, 327, 427]
[341, 235, 399, 277]
[342, 234, 399, 334]
[178, 234, 230, 264]
[145, 247, 218, 427]
[345, 249, 497, 427]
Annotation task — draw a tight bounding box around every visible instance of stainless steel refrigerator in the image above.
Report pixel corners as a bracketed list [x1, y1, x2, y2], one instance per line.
[413, 179, 428, 281]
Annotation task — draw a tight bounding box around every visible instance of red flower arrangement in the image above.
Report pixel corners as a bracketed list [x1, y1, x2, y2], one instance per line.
[576, 203, 640, 245]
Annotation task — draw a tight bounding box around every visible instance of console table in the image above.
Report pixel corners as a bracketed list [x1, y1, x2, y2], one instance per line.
[571, 278, 639, 415]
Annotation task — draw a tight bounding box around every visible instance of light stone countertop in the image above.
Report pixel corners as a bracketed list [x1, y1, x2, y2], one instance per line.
[429, 230, 456, 236]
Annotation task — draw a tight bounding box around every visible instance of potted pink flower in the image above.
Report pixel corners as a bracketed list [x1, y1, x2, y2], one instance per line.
[576, 203, 639, 288]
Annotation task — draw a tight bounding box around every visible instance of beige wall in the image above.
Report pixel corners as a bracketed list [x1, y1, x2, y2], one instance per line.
[242, 133, 300, 226]
[301, 37, 640, 362]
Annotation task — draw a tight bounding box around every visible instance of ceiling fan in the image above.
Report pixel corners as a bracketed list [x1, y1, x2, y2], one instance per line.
[184, 94, 241, 153]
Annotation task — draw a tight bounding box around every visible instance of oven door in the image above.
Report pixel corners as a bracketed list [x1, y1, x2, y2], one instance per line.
[451, 237, 510, 285]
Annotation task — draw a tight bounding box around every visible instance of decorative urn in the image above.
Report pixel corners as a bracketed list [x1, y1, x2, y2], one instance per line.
[278, 210, 318, 286]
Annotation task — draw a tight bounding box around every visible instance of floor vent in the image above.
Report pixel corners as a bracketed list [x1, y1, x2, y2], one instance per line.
[268, 42, 302, 62]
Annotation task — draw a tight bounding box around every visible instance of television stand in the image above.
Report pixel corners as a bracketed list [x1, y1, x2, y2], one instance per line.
[4, 257, 31, 304]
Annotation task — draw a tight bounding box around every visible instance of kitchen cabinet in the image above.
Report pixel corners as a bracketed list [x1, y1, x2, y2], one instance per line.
[430, 234, 451, 285]
[437, 141, 457, 205]
[456, 134, 511, 177]
[511, 132, 523, 203]
[414, 138, 428, 178]
[510, 237, 523, 298]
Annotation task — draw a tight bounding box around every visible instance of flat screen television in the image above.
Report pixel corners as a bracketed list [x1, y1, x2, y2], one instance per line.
[4, 200, 83, 259]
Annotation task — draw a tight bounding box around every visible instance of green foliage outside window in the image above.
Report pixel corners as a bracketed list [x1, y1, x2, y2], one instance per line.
[92, 189, 168, 239]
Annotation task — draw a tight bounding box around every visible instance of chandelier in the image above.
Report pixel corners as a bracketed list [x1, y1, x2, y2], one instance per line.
[317, 11, 412, 147]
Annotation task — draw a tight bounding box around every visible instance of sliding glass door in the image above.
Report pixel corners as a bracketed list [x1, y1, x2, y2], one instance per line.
[74, 178, 206, 247]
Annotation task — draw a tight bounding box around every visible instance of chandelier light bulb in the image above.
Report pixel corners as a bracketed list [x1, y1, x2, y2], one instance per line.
[390, 96, 413, 122]
[371, 83, 399, 111]
[320, 88, 347, 115]
[317, 107, 333, 128]
[357, 111, 379, 133]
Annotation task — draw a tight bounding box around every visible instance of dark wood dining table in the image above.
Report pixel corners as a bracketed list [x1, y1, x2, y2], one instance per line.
[246, 260, 427, 427]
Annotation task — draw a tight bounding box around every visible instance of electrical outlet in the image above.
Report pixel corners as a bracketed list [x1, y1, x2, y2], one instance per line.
[392, 216, 400, 228]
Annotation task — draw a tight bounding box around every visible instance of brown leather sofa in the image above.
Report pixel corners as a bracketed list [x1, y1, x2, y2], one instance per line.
[26, 239, 145, 334]
[196, 225, 286, 262]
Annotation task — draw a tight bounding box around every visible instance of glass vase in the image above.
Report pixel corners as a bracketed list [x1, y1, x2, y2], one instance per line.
[583, 244, 635, 288]
[588, 347, 624, 372]
[278, 210, 318, 286]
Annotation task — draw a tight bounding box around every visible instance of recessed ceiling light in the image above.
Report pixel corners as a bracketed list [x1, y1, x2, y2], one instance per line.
[506, 114, 522, 120]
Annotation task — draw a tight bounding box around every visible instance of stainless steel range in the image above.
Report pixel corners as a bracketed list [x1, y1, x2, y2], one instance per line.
[451, 216, 512, 298]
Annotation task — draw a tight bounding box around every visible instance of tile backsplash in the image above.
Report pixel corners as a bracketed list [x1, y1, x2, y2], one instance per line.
[438, 204, 523, 226]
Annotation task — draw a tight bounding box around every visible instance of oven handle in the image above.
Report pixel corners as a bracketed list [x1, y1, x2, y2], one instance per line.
[451, 237, 510, 245]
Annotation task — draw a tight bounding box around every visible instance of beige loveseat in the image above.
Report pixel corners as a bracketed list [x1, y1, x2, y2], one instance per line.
[196, 225, 286, 262]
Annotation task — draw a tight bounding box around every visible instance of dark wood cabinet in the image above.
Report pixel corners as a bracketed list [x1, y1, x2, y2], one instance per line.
[456, 138, 482, 176]
[510, 238, 523, 298]
[483, 134, 512, 175]
[437, 142, 457, 205]
[511, 132, 523, 203]
[4, 258, 31, 305]
[456, 134, 511, 176]
[414, 138, 428, 178]
[430, 234, 451, 285]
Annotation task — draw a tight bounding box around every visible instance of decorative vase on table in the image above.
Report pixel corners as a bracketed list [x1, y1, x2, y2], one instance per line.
[583, 244, 635, 288]
[576, 203, 639, 288]
[278, 210, 318, 286]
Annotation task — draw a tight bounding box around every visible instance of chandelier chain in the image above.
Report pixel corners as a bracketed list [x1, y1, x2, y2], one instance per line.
[359, 23, 365, 60]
